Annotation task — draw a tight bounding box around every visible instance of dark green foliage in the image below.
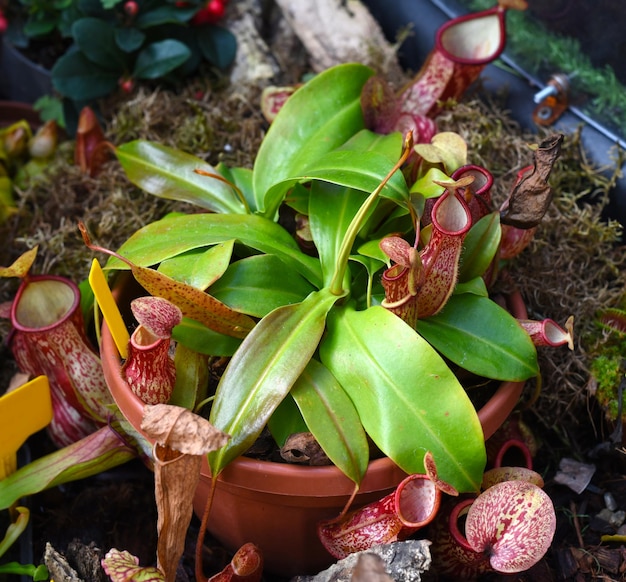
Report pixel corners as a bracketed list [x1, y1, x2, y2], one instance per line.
[7, 0, 237, 114]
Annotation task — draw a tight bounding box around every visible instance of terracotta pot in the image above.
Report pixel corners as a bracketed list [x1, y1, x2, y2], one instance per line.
[100, 276, 527, 576]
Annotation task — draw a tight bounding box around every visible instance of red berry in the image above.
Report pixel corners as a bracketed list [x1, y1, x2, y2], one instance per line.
[118, 77, 135, 94]
[0, 14, 8, 34]
[206, 0, 225, 20]
[191, 0, 225, 25]
[124, 1, 139, 16]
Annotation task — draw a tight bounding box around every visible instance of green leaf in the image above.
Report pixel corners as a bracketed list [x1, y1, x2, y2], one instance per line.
[170, 344, 209, 410]
[454, 277, 489, 297]
[196, 25, 237, 70]
[105, 213, 323, 288]
[283, 182, 311, 215]
[208, 289, 343, 477]
[357, 238, 388, 264]
[0, 506, 28, 559]
[309, 182, 369, 287]
[0, 425, 136, 510]
[116, 140, 247, 214]
[409, 167, 449, 198]
[224, 166, 256, 213]
[320, 304, 486, 493]
[23, 18, 57, 37]
[136, 5, 194, 27]
[172, 317, 242, 356]
[209, 254, 317, 317]
[253, 63, 374, 217]
[338, 129, 403, 161]
[459, 212, 501, 282]
[267, 396, 308, 447]
[133, 40, 191, 79]
[158, 240, 235, 290]
[51, 51, 120, 100]
[417, 293, 539, 381]
[115, 27, 145, 52]
[301, 148, 409, 203]
[291, 358, 370, 484]
[72, 17, 126, 69]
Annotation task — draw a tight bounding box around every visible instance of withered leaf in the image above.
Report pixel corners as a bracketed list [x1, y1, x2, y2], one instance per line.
[0, 246, 38, 279]
[500, 134, 563, 229]
[130, 262, 254, 338]
[414, 131, 467, 173]
[79, 222, 254, 338]
[153, 445, 201, 582]
[141, 404, 230, 455]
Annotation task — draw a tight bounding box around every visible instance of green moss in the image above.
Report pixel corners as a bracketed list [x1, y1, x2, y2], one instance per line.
[589, 347, 626, 422]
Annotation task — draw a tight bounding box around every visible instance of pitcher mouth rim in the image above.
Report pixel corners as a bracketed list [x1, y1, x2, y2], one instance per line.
[10, 274, 81, 334]
[435, 5, 506, 66]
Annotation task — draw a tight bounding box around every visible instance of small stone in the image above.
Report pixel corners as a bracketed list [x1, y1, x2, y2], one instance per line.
[597, 508, 616, 522]
[291, 540, 432, 582]
[604, 492, 618, 511]
[554, 457, 596, 494]
[610, 510, 626, 528]
[590, 508, 616, 534]
[617, 523, 626, 535]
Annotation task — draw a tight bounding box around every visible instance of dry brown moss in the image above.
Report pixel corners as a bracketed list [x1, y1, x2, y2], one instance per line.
[439, 95, 626, 429]
[0, 81, 268, 358]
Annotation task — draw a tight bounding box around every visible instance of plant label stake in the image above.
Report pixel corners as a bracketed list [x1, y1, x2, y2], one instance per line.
[89, 258, 129, 359]
[0, 376, 52, 479]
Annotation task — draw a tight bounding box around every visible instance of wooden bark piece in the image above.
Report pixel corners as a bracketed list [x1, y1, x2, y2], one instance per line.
[44, 542, 84, 582]
[273, 0, 400, 74]
[229, 10, 282, 85]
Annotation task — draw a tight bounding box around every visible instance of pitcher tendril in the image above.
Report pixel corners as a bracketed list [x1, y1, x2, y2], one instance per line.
[329, 130, 414, 296]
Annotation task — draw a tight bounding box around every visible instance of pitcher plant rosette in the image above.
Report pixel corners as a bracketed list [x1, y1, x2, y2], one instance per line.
[0, 3, 577, 578]
[78, 53, 575, 577]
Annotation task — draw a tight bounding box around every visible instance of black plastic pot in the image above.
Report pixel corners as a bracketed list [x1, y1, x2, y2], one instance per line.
[363, 0, 626, 225]
[0, 37, 53, 104]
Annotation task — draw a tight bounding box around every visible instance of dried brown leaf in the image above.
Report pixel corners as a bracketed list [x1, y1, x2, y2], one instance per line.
[500, 134, 563, 229]
[154, 444, 202, 582]
[141, 403, 229, 454]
